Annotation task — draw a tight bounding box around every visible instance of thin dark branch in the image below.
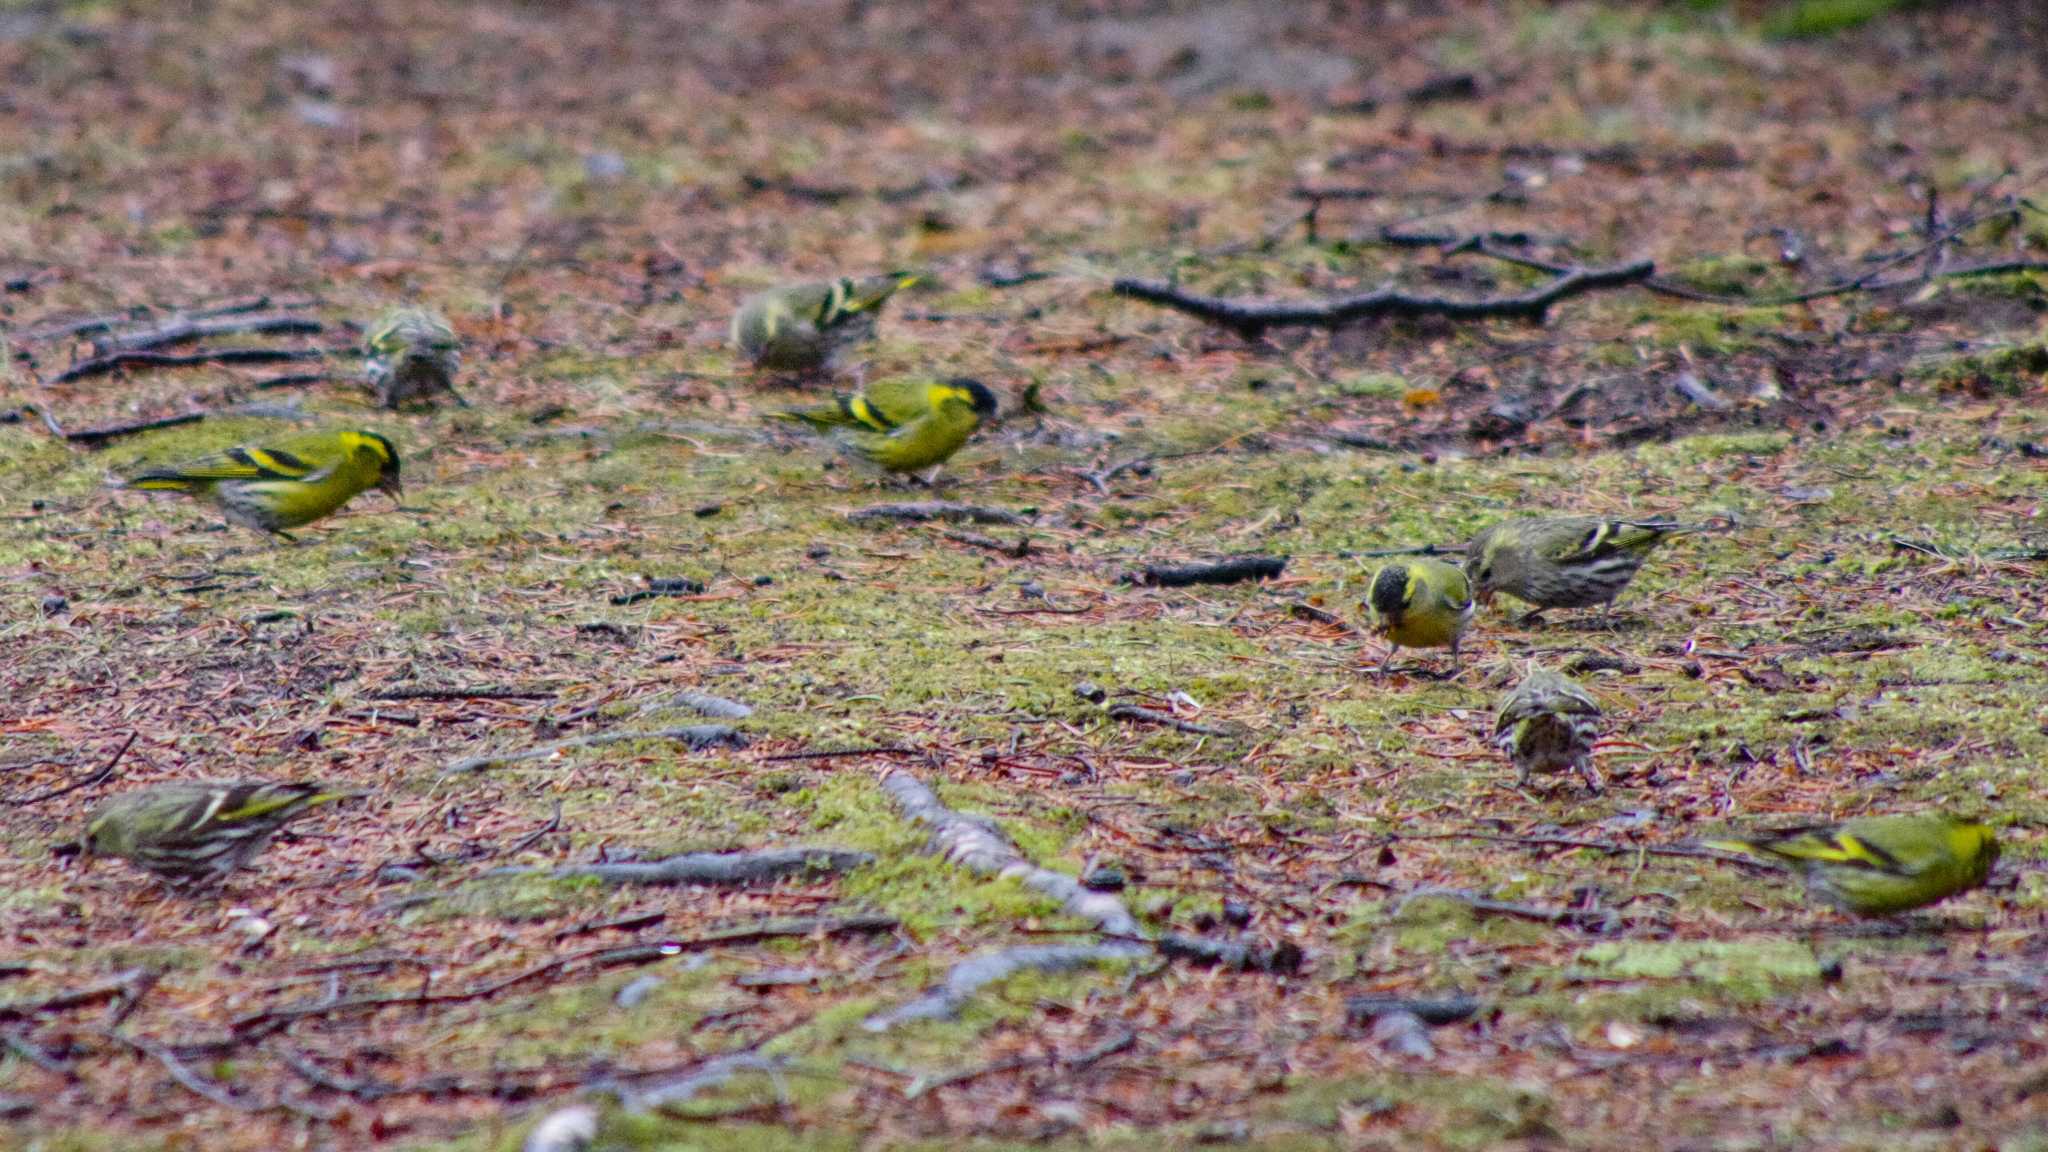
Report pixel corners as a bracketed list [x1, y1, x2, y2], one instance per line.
[3, 732, 133, 806]
[939, 528, 1031, 557]
[52, 347, 328, 385]
[1112, 258, 1654, 339]
[107, 1031, 264, 1111]
[1104, 704, 1239, 737]
[553, 847, 872, 886]
[63, 413, 207, 445]
[1123, 556, 1286, 588]
[1643, 204, 2030, 306]
[368, 686, 557, 702]
[847, 501, 1028, 526]
[1392, 830, 1776, 870]
[102, 313, 322, 355]
[230, 915, 898, 1037]
[0, 970, 147, 1022]
[758, 745, 924, 763]
[443, 724, 745, 775]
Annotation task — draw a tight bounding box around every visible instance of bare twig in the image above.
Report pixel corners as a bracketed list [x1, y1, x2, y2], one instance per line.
[939, 528, 1031, 557]
[1123, 555, 1286, 587]
[1391, 830, 1775, 870]
[62, 413, 207, 445]
[105, 1032, 262, 1113]
[1112, 258, 1655, 339]
[101, 313, 322, 355]
[370, 685, 557, 702]
[443, 724, 745, 775]
[554, 847, 871, 886]
[0, 970, 148, 1022]
[1104, 704, 1239, 737]
[758, 745, 922, 763]
[610, 576, 708, 605]
[1342, 544, 1464, 558]
[230, 915, 897, 1037]
[51, 347, 328, 385]
[847, 501, 1028, 526]
[645, 689, 755, 719]
[3, 732, 133, 806]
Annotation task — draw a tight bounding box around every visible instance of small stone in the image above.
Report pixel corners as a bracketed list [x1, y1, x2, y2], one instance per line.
[1221, 899, 1253, 928]
[39, 594, 67, 615]
[1082, 864, 1127, 892]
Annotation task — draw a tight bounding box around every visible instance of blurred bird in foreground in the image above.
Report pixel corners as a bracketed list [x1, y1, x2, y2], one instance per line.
[82, 781, 360, 887]
[1494, 666, 1604, 793]
[1706, 813, 1998, 917]
[775, 376, 997, 479]
[1465, 516, 1712, 619]
[1365, 558, 1474, 673]
[363, 307, 464, 408]
[124, 427, 402, 538]
[730, 273, 918, 374]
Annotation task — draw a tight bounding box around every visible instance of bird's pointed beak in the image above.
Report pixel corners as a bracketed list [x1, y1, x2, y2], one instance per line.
[380, 476, 404, 500]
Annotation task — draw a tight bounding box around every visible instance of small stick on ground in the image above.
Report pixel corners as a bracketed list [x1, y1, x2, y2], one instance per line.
[369, 686, 557, 702]
[1345, 544, 1464, 558]
[3, 732, 134, 807]
[1123, 555, 1286, 587]
[1105, 703, 1239, 737]
[0, 970, 149, 1022]
[758, 746, 921, 763]
[51, 347, 329, 385]
[229, 915, 898, 1038]
[442, 724, 745, 775]
[554, 847, 872, 887]
[1111, 258, 1655, 339]
[99, 312, 322, 355]
[940, 528, 1031, 557]
[848, 501, 1028, 526]
[62, 413, 207, 445]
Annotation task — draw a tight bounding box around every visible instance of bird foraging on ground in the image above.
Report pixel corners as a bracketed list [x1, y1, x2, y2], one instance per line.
[1465, 516, 1711, 618]
[1364, 558, 1474, 673]
[123, 428, 402, 538]
[363, 307, 464, 408]
[1494, 666, 1604, 793]
[81, 781, 360, 887]
[730, 272, 918, 374]
[775, 376, 998, 478]
[1706, 813, 1998, 917]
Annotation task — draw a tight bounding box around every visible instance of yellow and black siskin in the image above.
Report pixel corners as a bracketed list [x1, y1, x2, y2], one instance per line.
[125, 428, 402, 538]
[1365, 558, 1474, 673]
[775, 376, 998, 477]
[1707, 813, 1999, 917]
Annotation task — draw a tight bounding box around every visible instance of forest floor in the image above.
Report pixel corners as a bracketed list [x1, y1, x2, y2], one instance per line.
[3, 2, 2047, 1150]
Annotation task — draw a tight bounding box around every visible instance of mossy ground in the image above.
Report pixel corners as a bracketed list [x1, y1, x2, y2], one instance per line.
[3, 2, 2047, 1150]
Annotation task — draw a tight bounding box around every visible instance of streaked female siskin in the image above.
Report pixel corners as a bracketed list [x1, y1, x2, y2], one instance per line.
[730, 273, 917, 374]
[82, 781, 359, 886]
[1494, 666, 1604, 792]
